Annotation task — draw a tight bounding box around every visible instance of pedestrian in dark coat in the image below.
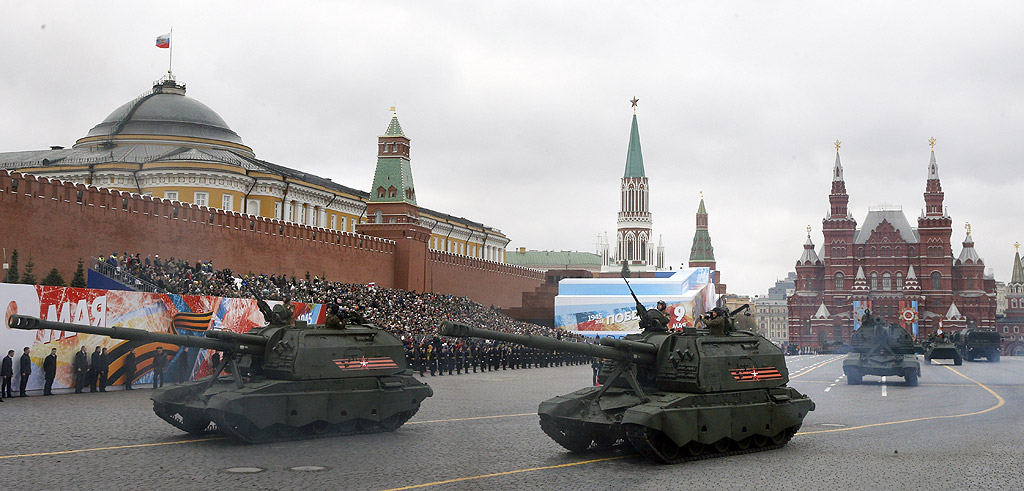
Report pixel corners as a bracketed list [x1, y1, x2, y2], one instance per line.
[177, 347, 190, 384]
[89, 346, 102, 392]
[153, 347, 167, 389]
[97, 347, 109, 392]
[18, 347, 31, 397]
[43, 348, 58, 395]
[124, 349, 137, 390]
[73, 347, 88, 393]
[1, 350, 13, 399]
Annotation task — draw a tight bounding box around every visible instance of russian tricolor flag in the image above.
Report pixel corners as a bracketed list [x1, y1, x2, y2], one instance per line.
[156, 33, 171, 49]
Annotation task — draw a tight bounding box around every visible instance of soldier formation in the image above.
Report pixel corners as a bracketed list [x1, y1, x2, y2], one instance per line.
[405, 337, 591, 377]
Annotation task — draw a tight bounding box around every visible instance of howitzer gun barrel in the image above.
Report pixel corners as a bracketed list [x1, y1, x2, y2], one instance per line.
[7, 315, 262, 354]
[205, 329, 269, 346]
[440, 321, 657, 364]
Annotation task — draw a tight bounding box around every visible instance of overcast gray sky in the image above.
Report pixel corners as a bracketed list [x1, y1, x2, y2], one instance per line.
[2, 2, 1022, 295]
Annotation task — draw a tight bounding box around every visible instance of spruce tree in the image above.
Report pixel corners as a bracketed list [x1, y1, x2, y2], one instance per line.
[5, 249, 19, 283]
[42, 268, 66, 287]
[70, 259, 87, 288]
[20, 258, 37, 285]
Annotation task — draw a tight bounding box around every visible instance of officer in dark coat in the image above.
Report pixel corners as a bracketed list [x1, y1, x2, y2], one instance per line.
[72, 346, 89, 393]
[124, 348, 137, 390]
[97, 347, 109, 392]
[43, 348, 58, 395]
[18, 347, 32, 397]
[177, 347, 190, 384]
[88, 346, 102, 392]
[153, 346, 168, 388]
[1, 349, 13, 399]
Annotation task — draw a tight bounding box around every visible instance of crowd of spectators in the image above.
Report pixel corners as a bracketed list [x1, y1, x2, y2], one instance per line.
[100, 252, 590, 346]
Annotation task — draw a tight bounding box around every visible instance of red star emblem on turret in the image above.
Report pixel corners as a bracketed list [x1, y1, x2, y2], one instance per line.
[750, 368, 760, 380]
[360, 356, 369, 368]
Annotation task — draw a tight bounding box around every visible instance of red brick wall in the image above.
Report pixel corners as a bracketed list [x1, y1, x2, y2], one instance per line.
[0, 171, 397, 287]
[1, 171, 544, 310]
[427, 251, 544, 309]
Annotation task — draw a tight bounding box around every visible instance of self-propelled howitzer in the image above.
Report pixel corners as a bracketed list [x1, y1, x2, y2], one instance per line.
[440, 316, 815, 464]
[8, 314, 432, 443]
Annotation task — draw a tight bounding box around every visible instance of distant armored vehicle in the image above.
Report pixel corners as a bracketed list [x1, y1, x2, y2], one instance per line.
[951, 328, 1001, 362]
[843, 312, 920, 386]
[8, 305, 432, 443]
[924, 335, 962, 365]
[440, 302, 815, 464]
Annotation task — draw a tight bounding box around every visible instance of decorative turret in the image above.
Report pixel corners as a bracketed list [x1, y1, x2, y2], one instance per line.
[615, 98, 654, 267]
[923, 138, 945, 217]
[1012, 242, 1024, 285]
[798, 229, 821, 265]
[1006, 242, 1024, 317]
[903, 265, 921, 292]
[795, 227, 824, 293]
[956, 224, 982, 265]
[851, 266, 869, 292]
[829, 141, 850, 219]
[369, 109, 417, 211]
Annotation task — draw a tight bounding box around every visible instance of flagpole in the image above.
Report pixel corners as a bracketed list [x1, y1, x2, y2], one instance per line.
[168, 27, 174, 76]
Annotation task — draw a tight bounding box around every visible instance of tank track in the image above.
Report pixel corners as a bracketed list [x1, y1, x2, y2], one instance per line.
[208, 408, 418, 444]
[624, 423, 801, 464]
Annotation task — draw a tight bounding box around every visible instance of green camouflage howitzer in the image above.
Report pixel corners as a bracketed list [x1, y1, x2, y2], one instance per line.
[924, 333, 961, 365]
[843, 313, 921, 386]
[8, 312, 432, 443]
[440, 313, 814, 464]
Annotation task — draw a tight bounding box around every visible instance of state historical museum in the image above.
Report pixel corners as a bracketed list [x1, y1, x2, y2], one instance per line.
[788, 142, 996, 348]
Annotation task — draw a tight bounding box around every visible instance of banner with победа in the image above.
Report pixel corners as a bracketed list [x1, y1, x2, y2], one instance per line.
[0, 283, 326, 394]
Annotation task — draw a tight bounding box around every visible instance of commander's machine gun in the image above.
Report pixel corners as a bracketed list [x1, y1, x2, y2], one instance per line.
[8, 300, 432, 443]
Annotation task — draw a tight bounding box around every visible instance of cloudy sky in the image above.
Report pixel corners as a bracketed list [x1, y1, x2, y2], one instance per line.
[2, 2, 1022, 295]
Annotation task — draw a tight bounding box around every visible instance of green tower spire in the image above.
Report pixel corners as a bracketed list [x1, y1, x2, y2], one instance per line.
[369, 112, 416, 206]
[623, 113, 645, 178]
[1012, 243, 1024, 284]
[689, 196, 715, 262]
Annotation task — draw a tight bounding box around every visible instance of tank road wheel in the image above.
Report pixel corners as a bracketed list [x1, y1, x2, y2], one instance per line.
[713, 439, 732, 453]
[684, 441, 705, 457]
[273, 424, 300, 440]
[770, 431, 787, 445]
[734, 436, 753, 450]
[905, 370, 919, 387]
[378, 411, 414, 433]
[307, 420, 330, 435]
[752, 435, 769, 448]
[846, 367, 862, 385]
[539, 415, 593, 453]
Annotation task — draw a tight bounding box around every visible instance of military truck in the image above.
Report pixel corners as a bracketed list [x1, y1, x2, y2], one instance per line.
[843, 313, 920, 386]
[951, 328, 1001, 362]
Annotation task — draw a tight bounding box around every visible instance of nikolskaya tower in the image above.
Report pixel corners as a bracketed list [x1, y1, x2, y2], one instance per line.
[600, 98, 664, 273]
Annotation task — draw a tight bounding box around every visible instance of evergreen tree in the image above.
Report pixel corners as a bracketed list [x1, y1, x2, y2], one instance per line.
[20, 258, 37, 285]
[5, 249, 18, 283]
[620, 260, 631, 278]
[70, 259, 87, 288]
[42, 268, 66, 287]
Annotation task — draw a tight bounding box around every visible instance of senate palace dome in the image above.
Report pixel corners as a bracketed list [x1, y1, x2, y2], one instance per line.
[77, 78, 249, 153]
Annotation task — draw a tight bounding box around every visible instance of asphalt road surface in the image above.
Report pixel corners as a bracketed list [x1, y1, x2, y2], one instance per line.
[1, 356, 1022, 490]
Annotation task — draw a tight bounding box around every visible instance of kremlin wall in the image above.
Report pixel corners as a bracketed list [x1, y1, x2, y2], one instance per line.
[0, 75, 543, 308]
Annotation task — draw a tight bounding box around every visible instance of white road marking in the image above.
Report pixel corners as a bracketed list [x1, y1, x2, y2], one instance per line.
[881, 377, 887, 396]
[824, 387, 831, 392]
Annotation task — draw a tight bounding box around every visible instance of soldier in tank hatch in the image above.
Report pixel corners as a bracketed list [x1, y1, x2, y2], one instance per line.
[645, 301, 670, 332]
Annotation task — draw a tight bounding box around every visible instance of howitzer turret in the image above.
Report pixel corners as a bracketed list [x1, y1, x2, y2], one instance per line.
[440, 311, 815, 464]
[9, 313, 432, 443]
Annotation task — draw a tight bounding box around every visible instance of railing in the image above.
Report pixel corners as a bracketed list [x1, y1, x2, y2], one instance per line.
[89, 258, 166, 294]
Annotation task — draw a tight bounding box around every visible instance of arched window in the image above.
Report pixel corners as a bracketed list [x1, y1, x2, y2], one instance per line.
[835, 272, 844, 290]
[931, 271, 942, 290]
[896, 272, 903, 289]
[374, 210, 382, 223]
[895, 246, 901, 257]
[871, 272, 878, 290]
[871, 247, 877, 257]
[882, 272, 891, 290]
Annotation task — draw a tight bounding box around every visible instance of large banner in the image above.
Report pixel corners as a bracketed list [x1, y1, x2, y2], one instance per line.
[1, 284, 322, 394]
[554, 268, 715, 335]
[898, 299, 919, 337]
[852, 300, 872, 330]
